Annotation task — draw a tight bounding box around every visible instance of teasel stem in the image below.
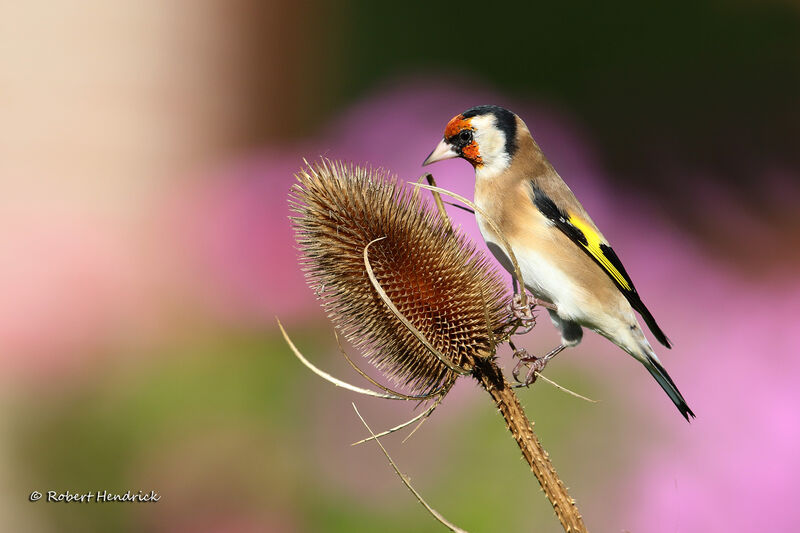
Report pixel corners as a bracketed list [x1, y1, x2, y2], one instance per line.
[470, 353, 587, 532]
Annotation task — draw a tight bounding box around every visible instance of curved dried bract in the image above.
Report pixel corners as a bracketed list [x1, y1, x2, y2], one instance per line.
[335, 329, 454, 401]
[351, 395, 444, 446]
[277, 319, 408, 400]
[290, 160, 511, 396]
[363, 237, 469, 376]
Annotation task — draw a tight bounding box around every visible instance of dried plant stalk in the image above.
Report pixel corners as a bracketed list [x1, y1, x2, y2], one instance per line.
[470, 355, 587, 532]
[287, 160, 588, 532]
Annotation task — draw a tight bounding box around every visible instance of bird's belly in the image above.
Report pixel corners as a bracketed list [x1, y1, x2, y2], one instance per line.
[515, 247, 586, 321]
[478, 220, 586, 322]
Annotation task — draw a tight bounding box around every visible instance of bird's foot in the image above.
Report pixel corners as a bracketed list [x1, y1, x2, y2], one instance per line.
[509, 293, 536, 333]
[511, 348, 546, 384]
[511, 343, 567, 386]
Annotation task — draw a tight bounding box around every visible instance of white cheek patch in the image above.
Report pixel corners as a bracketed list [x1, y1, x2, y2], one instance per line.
[470, 115, 511, 179]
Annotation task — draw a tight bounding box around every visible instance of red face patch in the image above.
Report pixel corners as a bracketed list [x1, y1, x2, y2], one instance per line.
[444, 115, 471, 139]
[444, 115, 483, 167]
[462, 142, 482, 166]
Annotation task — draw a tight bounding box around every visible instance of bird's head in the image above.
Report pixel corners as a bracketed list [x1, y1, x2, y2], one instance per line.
[423, 105, 520, 177]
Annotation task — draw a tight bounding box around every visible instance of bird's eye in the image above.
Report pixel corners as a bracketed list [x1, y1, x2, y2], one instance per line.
[458, 130, 473, 144]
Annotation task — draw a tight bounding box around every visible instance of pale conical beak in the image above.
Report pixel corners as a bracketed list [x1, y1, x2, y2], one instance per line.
[422, 138, 458, 166]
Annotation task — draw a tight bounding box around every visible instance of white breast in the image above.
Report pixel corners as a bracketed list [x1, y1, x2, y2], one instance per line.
[475, 210, 587, 322]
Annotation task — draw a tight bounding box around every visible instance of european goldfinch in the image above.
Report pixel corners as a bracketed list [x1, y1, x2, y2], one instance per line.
[423, 105, 694, 421]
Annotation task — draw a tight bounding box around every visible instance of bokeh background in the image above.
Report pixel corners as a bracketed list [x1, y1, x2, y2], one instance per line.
[2, 1, 799, 531]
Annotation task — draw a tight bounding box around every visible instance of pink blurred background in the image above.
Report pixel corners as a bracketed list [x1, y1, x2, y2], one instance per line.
[2, 1, 799, 532]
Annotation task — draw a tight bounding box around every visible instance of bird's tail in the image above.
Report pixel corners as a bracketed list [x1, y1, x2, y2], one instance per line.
[621, 327, 694, 422]
[640, 350, 695, 422]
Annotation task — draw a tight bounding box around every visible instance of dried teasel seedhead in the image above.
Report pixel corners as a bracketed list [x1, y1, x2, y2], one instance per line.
[289, 160, 512, 395]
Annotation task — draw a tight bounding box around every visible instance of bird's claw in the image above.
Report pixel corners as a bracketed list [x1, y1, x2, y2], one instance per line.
[509, 293, 536, 333]
[513, 343, 567, 386]
[511, 347, 548, 385]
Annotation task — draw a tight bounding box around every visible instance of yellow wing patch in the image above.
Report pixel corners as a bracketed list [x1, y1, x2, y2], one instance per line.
[567, 215, 632, 291]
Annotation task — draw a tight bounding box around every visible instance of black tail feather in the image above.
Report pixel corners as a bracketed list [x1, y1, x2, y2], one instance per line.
[644, 357, 694, 422]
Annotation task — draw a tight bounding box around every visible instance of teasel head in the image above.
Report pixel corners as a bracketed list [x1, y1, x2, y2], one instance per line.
[289, 159, 513, 396]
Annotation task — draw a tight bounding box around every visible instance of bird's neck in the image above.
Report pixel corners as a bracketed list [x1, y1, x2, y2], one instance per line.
[473, 130, 550, 226]
[474, 165, 516, 223]
[474, 158, 510, 182]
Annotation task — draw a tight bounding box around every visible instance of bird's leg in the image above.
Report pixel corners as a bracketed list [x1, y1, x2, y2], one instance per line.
[529, 297, 558, 312]
[509, 286, 557, 335]
[511, 342, 567, 385]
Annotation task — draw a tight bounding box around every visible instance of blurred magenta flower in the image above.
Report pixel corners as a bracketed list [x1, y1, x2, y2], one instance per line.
[623, 279, 800, 531]
[176, 77, 608, 327]
[0, 77, 609, 373]
[170, 154, 317, 324]
[6, 75, 799, 530]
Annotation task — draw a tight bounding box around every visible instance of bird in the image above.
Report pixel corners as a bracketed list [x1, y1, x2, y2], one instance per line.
[423, 105, 694, 421]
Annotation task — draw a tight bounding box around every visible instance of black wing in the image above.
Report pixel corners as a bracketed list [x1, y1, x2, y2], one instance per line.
[529, 184, 671, 348]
